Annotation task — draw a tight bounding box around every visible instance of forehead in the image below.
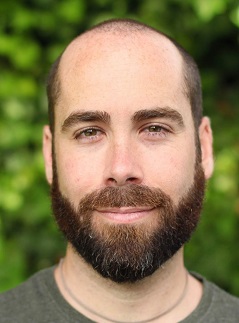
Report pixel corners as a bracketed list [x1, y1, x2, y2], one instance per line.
[55, 31, 191, 126]
[60, 30, 184, 85]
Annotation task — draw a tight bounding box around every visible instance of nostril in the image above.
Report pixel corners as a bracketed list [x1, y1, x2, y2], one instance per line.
[126, 177, 139, 183]
[106, 177, 140, 186]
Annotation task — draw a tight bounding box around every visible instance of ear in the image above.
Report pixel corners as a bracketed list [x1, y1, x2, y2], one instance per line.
[42, 125, 53, 185]
[199, 117, 214, 179]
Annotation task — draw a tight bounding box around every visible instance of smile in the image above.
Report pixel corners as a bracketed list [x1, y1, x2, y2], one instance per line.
[95, 207, 156, 224]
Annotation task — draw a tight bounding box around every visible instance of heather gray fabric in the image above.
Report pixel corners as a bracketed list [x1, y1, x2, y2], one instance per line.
[0, 266, 239, 322]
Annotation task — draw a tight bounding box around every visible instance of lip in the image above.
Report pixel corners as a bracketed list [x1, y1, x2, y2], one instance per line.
[95, 207, 155, 223]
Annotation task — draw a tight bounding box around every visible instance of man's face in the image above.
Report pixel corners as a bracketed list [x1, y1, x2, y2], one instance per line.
[43, 33, 212, 282]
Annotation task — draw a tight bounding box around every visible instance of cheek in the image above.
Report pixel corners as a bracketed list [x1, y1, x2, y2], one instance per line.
[142, 145, 195, 203]
[56, 154, 102, 200]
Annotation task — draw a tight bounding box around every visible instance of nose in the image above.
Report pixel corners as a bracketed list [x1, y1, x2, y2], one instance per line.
[104, 141, 143, 187]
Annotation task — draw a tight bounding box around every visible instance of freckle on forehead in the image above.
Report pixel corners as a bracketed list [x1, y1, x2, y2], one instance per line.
[60, 30, 183, 81]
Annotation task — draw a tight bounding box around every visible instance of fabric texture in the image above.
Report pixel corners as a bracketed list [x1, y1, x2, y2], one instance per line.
[0, 266, 239, 322]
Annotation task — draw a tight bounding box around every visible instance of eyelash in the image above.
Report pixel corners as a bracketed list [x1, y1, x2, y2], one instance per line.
[74, 124, 171, 142]
[74, 127, 104, 141]
[141, 124, 171, 139]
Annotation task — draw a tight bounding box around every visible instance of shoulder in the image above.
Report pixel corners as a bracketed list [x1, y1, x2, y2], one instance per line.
[0, 266, 55, 301]
[0, 267, 57, 323]
[207, 280, 239, 313]
[183, 273, 239, 323]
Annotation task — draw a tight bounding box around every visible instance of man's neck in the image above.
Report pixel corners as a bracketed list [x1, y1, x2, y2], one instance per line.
[54, 245, 203, 323]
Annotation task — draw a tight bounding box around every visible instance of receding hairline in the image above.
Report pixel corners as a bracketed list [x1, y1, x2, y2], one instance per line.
[64, 19, 184, 61]
[47, 18, 202, 133]
[56, 18, 187, 98]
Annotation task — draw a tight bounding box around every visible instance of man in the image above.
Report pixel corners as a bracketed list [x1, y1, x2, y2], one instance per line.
[1, 18, 239, 322]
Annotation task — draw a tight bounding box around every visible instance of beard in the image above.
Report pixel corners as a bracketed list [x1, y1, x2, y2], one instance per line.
[51, 160, 206, 283]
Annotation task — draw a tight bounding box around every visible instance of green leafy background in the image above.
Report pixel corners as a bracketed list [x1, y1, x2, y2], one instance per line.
[1, 0, 239, 295]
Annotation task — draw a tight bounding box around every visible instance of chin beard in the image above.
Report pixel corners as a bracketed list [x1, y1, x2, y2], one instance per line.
[51, 162, 205, 283]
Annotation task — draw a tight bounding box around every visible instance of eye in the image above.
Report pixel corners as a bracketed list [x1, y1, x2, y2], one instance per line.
[81, 128, 99, 137]
[74, 127, 104, 142]
[141, 124, 171, 140]
[147, 125, 164, 133]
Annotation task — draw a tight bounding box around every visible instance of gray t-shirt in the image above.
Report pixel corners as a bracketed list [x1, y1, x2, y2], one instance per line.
[0, 266, 239, 322]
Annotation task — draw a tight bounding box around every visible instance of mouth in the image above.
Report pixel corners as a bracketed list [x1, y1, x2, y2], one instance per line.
[95, 207, 156, 224]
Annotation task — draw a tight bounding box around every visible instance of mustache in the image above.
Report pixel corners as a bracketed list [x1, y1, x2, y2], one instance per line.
[78, 184, 172, 210]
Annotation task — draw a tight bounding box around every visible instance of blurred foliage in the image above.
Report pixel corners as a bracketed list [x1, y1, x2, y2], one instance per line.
[0, 0, 239, 295]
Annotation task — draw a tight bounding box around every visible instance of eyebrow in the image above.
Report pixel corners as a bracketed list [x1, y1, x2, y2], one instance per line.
[61, 106, 185, 132]
[61, 110, 111, 132]
[132, 107, 185, 128]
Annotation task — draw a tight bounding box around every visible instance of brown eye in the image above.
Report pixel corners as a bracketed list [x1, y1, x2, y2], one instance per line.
[83, 129, 98, 136]
[75, 127, 104, 142]
[148, 125, 162, 132]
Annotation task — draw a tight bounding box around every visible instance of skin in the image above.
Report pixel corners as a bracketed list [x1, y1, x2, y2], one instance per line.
[43, 30, 214, 322]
